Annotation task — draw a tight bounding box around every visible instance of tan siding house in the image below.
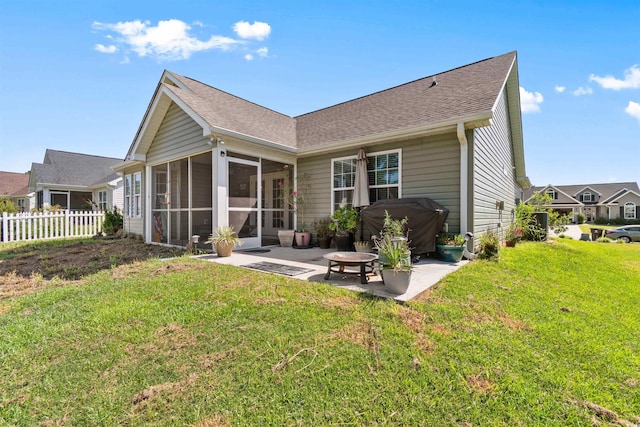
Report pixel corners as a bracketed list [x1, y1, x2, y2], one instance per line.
[114, 51, 530, 250]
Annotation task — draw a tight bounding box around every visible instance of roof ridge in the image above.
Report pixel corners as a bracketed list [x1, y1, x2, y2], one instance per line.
[45, 149, 123, 161]
[294, 51, 517, 118]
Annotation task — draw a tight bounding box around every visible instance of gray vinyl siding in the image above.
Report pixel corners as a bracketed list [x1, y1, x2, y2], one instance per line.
[472, 88, 518, 239]
[146, 102, 210, 165]
[299, 134, 461, 232]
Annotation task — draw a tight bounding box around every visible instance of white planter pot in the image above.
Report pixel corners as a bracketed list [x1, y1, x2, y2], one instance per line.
[381, 269, 412, 294]
[278, 229, 295, 247]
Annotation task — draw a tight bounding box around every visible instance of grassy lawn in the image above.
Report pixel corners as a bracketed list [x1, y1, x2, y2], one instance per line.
[1, 239, 639, 425]
[578, 224, 619, 234]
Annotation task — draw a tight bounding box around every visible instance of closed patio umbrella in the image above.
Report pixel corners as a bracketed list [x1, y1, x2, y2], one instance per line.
[352, 148, 370, 241]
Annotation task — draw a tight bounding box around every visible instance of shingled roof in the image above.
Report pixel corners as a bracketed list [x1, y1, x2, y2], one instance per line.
[524, 182, 640, 204]
[295, 51, 517, 148]
[30, 150, 123, 189]
[0, 171, 30, 197]
[135, 51, 517, 153]
[165, 74, 297, 148]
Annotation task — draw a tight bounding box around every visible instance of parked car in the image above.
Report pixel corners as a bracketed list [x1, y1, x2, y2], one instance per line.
[604, 225, 640, 243]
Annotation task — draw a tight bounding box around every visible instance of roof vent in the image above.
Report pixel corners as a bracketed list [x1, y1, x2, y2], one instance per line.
[430, 76, 438, 87]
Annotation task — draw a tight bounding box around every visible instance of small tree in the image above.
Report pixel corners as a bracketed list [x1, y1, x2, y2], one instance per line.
[516, 191, 569, 240]
[0, 197, 18, 214]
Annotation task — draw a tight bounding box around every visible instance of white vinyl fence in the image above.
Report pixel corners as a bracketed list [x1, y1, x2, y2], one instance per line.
[1, 210, 105, 243]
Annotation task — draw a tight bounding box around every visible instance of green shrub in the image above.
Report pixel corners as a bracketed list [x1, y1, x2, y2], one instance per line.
[0, 197, 18, 214]
[477, 229, 500, 259]
[103, 207, 123, 235]
[594, 216, 609, 225]
[576, 213, 585, 224]
[595, 236, 612, 243]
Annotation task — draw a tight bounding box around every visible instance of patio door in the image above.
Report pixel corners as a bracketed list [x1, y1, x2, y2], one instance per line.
[260, 171, 290, 238]
[228, 158, 261, 248]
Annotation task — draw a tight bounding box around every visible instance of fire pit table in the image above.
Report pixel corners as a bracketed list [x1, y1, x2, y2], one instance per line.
[323, 252, 378, 284]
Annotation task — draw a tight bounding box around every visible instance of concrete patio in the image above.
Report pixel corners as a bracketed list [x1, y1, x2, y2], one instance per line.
[193, 246, 468, 302]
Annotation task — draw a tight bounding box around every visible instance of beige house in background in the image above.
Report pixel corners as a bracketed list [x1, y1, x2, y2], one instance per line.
[114, 51, 530, 249]
[0, 171, 33, 211]
[524, 182, 640, 223]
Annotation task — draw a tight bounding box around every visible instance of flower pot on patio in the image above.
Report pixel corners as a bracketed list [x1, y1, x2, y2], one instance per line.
[294, 231, 312, 248]
[278, 229, 295, 247]
[381, 270, 412, 294]
[317, 235, 332, 249]
[334, 233, 354, 251]
[215, 241, 234, 257]
[435, 244, 465, 263]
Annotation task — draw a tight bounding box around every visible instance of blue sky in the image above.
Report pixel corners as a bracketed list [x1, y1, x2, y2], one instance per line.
[1, 0, 638, 186]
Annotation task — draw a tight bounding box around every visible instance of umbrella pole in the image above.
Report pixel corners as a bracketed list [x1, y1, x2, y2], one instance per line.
[358, 207, 364, 241]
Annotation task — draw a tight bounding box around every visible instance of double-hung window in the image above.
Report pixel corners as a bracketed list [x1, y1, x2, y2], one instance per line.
[98, 190, 108, 211]
[331, 149, 400, 211]
[125, 172, 142, 218]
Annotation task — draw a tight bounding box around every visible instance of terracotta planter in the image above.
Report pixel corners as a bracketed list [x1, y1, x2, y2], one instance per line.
[505, 240, 516, 247]
[381, 269, 412, 294]
[215, 241, 235, 257]
[278, 229, 295, 247]
[295, 231, 312, 248]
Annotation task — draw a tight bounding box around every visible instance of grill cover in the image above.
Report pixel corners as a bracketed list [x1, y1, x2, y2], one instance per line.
[360, 198, 449, 254]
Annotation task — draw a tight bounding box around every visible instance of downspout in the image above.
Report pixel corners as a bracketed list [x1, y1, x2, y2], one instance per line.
[456, 122, 468, 235]
[457, 122, 476, 259]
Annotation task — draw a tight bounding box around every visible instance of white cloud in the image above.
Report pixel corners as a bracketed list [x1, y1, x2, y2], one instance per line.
[257, 47, 268, 57]
[554, 85, 565, 93]
[244, 54, 254, 61]
[233, 21, 271, 40]
[573, 86, 593, 96]
[92, 19, 242, 61]
[625, 101, 640, 122]
[94, 44, 117, 53]
[520, 87, 543, 113]
[589, 65, 640, 90]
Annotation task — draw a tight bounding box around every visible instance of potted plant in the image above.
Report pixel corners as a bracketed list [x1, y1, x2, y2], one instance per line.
[436, 232, 466, 262]
[290, 172, 312, 248]
[329, 206, 359, 251]
[206, 225, 243, 257]
[504, 224, 522, 247]
[354, 241, 372, 252]
[313, 217, 334, 249]
[375, 232, 412, 294]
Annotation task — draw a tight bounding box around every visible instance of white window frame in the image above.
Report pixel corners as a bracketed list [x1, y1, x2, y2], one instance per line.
[16, 198, 25, 211]
[583, 192, 592, 202]
[98, 190, 108, 211]
[545, 189, 557, 200]
[624, 202, 636, 219]
[330, 148, 401, 212]
[124, 175, 131, 217]
[125, 172, 142, 218]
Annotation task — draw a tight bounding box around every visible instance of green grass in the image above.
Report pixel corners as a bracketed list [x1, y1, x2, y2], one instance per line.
[1, 239, 639, 425]
[578, 224, 619, 233]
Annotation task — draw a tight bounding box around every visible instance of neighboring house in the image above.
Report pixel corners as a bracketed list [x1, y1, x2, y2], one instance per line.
[524, 182, 640, 223]
[29, 150, 124, 211]
[0, 171, 33, 211]
[114, 51, 530, 249]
